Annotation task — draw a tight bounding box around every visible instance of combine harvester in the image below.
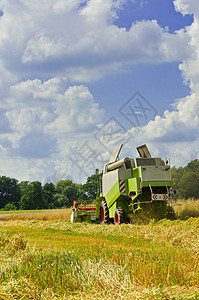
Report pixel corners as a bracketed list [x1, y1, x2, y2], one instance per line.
[70, 144, 175, 224]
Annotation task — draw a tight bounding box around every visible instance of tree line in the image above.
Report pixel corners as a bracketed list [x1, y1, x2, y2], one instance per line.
[0, 174, 97, 211]
[0, 159, 198, 210]
[171, 159, 199, 199]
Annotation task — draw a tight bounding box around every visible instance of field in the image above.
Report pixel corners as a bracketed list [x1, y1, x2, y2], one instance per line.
[174, 198, 199, 219]
[0, 206, 199, 299]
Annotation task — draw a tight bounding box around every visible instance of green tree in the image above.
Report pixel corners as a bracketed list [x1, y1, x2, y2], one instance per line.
[0, 176, 20, 209]
[83, 174, 98, 201]
[178, 171, 199, 199]
[54, 194, 68, 207]
[54, 180, 78, 208]
[75, 183, 88, 202]
[185, 159, 199, 173]
[19, 181, 30, 196]
[2, 203, 17, 211]
[43, 183, 56, 208]
[19, 184, 35, 210]
[171, 166, 184, 191]
[19, 181, 45, 210]
[171, 159, 199, 199]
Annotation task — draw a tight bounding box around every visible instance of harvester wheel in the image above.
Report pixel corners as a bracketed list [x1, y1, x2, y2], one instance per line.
[100, 199, 109, 224]
[114, 207, 127, 225]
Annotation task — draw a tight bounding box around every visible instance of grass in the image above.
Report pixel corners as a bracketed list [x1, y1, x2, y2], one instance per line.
[174, 198, 199, 219]
[0, 212, 199, 299]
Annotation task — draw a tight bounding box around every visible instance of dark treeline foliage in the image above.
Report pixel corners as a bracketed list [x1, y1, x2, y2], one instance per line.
[0, 176, 21, 210]
[0, 174, 97, 211]
[171, 159, 199, 199]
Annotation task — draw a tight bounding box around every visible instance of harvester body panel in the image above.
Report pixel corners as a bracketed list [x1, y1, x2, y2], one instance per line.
[140, 166, 171, 182]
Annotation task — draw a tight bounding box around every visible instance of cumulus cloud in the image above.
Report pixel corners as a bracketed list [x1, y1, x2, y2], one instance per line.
[9, 78, 103, 134]
[45, 84, 103, 134]
[0, 0, 192, 82]
[53, 0, 83, 14]
[128, 92, 199, 144]
[0, 78, 103, 181]
[174, 0, 199, 17]
[179, 19, 199, 92]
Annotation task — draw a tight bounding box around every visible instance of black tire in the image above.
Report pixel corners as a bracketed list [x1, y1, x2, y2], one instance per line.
[100, 199, 109, 224]
[114, 207, 128, 225]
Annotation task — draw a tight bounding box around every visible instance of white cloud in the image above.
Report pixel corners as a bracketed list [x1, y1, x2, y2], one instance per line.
[10, 77, 66, 102]
[0, 0, 192, 82]
[22, 35, 66, 63]
[46, 84, 104, 134]
[128, 92, 199, 142]
[174, 0, 199, 17]
[80, 0, 126, 24]
[179, 18, 199, 92]
[53, 0, 83, 14]
[1, 78, 103, 172]
[0, 150, 54, 182]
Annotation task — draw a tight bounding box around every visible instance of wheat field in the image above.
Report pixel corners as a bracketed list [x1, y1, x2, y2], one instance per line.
[0, 207, 198, 299]
[173, 198, 199, 219]
[0, 208, 72, 221]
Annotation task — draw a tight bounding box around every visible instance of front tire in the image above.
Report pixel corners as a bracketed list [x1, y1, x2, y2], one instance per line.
[114, 207, 127, 225]
[100, 199, 109, 224]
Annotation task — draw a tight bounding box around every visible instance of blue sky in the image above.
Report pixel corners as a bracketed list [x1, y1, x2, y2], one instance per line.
[0, 0, 198, 183]
[114, 0, 193, 32]
[88, 61, 190, 121]
[87, 0, 193, 121]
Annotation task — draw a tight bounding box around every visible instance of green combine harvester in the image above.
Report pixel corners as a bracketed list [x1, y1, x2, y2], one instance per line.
[71, 144, 175, 224]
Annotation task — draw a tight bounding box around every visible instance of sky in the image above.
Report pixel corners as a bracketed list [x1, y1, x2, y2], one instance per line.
[0, 0, 198, 184]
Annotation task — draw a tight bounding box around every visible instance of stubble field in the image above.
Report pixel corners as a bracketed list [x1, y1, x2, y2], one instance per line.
[0, 206, 199, 300]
